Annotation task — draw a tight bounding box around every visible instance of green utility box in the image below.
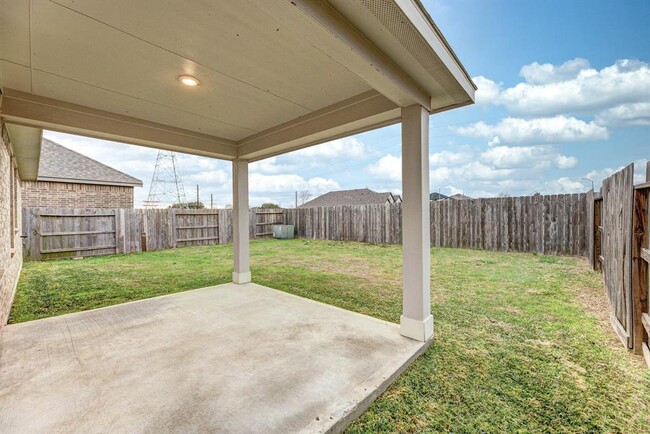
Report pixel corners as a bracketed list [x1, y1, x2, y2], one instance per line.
[272, 225, 295, 239]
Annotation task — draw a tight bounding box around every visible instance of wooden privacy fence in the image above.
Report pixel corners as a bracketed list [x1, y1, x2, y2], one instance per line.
[283, 193, 589, 256]
[590, 162, 650, 367]
[23, 194, 589, 260]
[23, 208, 230, 260]
[22, 208, 294, 261]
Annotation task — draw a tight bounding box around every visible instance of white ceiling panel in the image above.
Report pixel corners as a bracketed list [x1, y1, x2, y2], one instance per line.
[0, 0, 31, 66]
[0, 0, 474, 162]
[31, 70, 255, 139]
[48, 0, 371, 112]
[30, 0, 313, 135]
[0, 61, 32, 92]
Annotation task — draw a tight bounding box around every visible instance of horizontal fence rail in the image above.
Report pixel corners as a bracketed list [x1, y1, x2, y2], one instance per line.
[283, 193, 589, 256]
[23, 194, 589, 260]
[22, 208, 289, 261]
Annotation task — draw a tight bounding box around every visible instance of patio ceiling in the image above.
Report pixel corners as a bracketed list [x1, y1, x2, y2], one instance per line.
[0, 0, 475, 176]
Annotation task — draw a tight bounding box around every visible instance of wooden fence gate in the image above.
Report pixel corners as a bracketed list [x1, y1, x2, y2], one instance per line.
[600, 164, 634, 347]
[254, 209, 284, 238]
[173, 212, 220, 247]
[25, 209, 119, 260]
[591, 162, 650, 367]
[23, 208, 229, 260]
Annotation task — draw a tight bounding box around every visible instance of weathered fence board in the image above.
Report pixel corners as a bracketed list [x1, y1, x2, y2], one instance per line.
[631, 162, 650, 366]
[601, 164, 634, 347]
[24, 193, 589, 261]
[284, 193, 588, 256]
[23, 208, 237, 260]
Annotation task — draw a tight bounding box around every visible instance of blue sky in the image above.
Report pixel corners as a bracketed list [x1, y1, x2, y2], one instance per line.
[45, 0, 649, 207]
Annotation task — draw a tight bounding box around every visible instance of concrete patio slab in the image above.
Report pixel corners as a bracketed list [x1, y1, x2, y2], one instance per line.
[0, 283, 430, 433]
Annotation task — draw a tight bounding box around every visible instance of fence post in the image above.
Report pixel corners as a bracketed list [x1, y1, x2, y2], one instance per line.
[141, 211, 148, 251]
[117, 209, 126, 254]
[586, 190, 594, 265]
[632, 186, 648, 356]
[170, 209, 177, 248]
[632, 164, 650, 359]
[32, 208, 41, 261]
[593, 196, 603, 272]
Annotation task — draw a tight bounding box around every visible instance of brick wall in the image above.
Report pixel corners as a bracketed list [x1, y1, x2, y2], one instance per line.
[22, 181, 135, 208]
[0, 121, 23, 326]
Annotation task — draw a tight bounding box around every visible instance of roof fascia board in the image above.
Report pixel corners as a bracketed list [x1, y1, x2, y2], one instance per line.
[0, 89, 238, 160]
[397, 0, 476, 97]
[4, 122, 42, 181]
[36, 176, 143, 187]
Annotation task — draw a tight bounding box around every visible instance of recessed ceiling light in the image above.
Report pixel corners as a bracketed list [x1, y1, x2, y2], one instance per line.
[179, 75, 200, 87]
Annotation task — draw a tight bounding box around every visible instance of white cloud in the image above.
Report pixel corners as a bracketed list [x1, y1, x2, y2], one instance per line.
[455, 116, 608, 145]
[429, 166, 453, 184]
[585, 159, 649, 187]
[481, 146, 543, 168]
[184, 170, 229, 184]
[249, 173, 339, 194]
[368, 154, 401, 182]
[430, 162, 514, 187]
[546, 177, 587, 193]
[595, 102, 650, 127]
[472, 76, 502, 105]
[455, 162, 514, 181]
[554, 155, 578, 169]
[249, 157, 295, 174]
[429, 150, 473, 166]
[369, 149, 474, 183]
[480, 145, 577, 170]
[499, 59, 650, 116]
[292, 137, 366, 159]
[519, 58, 590, 85]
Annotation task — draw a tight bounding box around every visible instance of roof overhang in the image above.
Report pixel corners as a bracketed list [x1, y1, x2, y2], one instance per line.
[0, 0, 475, 162]
[3, 122, 41, 180]
[36, 176, 143, 188]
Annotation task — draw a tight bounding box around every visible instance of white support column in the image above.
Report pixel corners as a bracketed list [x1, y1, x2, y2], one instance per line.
[400, 104, 433, 341]
[232, 159, 251, 284]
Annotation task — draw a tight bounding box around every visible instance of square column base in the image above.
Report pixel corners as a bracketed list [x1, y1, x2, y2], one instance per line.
[232, 271, 251, 284]
[400, 315, 434, 341]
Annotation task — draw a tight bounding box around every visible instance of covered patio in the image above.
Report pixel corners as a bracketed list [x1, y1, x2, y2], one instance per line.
[0, 0, 474, 431]
[0, 283, 429, 432]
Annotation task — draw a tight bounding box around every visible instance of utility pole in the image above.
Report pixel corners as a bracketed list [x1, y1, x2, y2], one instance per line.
[196, 184, 199, 206]
[295, 191, 298, 209]
[210, 193, 213, 209]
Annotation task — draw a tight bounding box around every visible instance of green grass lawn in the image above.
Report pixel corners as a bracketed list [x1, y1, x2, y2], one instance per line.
[10, 239, 650, 432]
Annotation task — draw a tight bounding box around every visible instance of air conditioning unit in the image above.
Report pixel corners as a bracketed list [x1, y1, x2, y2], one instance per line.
[272, 225, 295, 239]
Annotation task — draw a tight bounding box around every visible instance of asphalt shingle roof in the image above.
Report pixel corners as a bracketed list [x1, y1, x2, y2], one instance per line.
[299, 188, 399, 208]
[430, 192, 450, 201]
[37, 139, 143, 187]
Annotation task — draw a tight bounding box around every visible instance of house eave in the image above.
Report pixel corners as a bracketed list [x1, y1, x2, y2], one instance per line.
[35, 176, 143, 188]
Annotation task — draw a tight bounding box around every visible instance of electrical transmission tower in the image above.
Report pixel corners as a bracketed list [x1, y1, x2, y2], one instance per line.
[142, 150, 188, 208]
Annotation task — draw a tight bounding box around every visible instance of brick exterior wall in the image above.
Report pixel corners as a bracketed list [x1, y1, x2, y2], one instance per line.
[22, 181, 135, 208]
[0, 121, 23, 326]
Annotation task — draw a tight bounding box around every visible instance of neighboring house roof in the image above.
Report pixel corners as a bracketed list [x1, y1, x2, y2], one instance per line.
[300, 188, 401, 208]
[37, 139, 143, 187]
[450, 193, 472, 200]
[430, 192, 450, 201]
